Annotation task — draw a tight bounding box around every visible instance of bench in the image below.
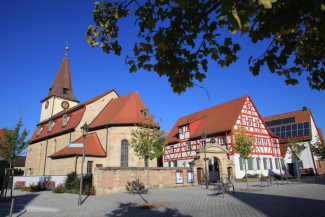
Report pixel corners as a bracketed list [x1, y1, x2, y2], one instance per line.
[260, 176, 278, 187]
[43, 181, 55, 191]
[212, 181, 235, 197]
[280, 174, 298, 184]
[14, 181, 26, 190]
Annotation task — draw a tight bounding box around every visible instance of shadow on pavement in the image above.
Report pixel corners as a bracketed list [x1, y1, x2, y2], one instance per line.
[0, 192, 40, 216]
[231, 191, 325, 217]
[105, 202, 192, 217]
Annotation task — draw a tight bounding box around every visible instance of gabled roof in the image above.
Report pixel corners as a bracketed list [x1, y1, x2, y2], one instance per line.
[43, 56, 79, 103]
[318, 128, 324, 141]
[167, 95, 248, 143]
[89, 91, 151, 129]
[30, 107, 86, 144]
[49, 133, 106, 158]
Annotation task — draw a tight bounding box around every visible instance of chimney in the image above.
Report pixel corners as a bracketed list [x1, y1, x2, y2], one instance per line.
[302, 106, 307, 111]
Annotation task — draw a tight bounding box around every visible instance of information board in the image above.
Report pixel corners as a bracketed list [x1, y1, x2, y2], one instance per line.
[176, 171, 183, 184]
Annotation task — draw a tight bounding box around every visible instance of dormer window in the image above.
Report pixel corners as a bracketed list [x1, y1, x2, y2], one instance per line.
[141, 110, 148, 119]
[62, 114, 71, 127]
[63, 88, 68, 94]
[37, 125, 44, 136]
[48, 120, 56, 132]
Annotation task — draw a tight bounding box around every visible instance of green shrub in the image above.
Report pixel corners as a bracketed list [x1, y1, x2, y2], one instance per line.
[242, 174, 259, 179]
[52, 184, 64, 193]
[65, 172, 80, 190]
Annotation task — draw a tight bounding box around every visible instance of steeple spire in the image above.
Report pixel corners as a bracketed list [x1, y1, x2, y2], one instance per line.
[42, 46, 79, 103]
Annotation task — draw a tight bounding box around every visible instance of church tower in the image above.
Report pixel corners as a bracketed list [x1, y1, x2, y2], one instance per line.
[40, 45, 79, 122]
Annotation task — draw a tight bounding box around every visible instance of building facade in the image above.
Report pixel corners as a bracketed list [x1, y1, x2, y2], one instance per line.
[25, 49, 156, 176]
[263, 107, 325, 176]
[165, 95, 284, 181]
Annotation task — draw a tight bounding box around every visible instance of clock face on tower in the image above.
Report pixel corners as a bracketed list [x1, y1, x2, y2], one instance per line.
[61, 101, 70, 109]
[45, 101, 49, 109]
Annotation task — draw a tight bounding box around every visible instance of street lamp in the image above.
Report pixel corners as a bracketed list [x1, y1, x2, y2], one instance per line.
[201, 133, 208, 189]
[78, 122, 89, 206]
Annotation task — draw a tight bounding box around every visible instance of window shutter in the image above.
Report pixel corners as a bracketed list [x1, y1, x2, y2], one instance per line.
[248, 158, 253, 170]
[174, 161, 178, 167]
[269, 158, 273, 169]
[168, 161, 171, 167]
[263, 158, 267, 170]
[280, 158, 285, 169]
[275, 158, 279, 169]
[257, 158, 260, 170]
[239, 157, 243, 170]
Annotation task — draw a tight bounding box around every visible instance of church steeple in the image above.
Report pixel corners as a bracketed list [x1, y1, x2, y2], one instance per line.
[40, 46, 79, 122]
[44, 45, 79, 103]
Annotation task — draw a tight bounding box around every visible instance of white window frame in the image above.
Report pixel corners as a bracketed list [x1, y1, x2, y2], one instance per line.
[219, 137, 225, 144]
[185, 125, 189, 132]
[247, 103, 250, 109]
[36, 126, 44, 136]
[249, 119, 253, 126]
[263, 139, 268, 146]
[170, 146, 174, 154]
[62, 114, 71, 127]
[179, 127, 183, 134]
[256, 138, 262, 145]
[187, 142, 191, 151]
[242, 116, 247, 125]
[48, 120, 56, 132]
[255, 119, 259, 127]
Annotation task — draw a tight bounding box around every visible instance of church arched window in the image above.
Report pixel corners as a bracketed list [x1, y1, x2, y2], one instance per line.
[121, 140, 129, 167]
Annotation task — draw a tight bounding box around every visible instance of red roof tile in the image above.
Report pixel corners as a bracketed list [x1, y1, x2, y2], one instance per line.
[167, 95, 248, 143]
[30, 107, 86, 143]
[49, 133, 106, 158]
[318, 128, 324, 141]
[90, 91, 153, 128]
[43, 56, 79, 102]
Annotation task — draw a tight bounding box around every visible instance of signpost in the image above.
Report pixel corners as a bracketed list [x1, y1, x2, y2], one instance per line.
[69, 143, 83, 148]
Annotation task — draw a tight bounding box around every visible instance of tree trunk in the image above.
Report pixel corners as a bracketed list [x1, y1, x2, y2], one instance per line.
[147, 158, 151, 204]
[295, 158, 301, 184]
[245, 159, 249, 189]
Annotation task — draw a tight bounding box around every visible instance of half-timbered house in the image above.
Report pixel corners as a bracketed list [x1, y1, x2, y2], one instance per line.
[165, 95, 283, 181]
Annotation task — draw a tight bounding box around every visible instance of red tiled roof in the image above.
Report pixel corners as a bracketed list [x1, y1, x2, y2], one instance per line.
[318, 128, 324, 141]
[43, 56, 79, 102]
[39, 89, 118, 125]
[30, 107, 86, 143]
[49, 133, 106, 158]
[90, 91, 153, 129]
[167, 95, 248, 143]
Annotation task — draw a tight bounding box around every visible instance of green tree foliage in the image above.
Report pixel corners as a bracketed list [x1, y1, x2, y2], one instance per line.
[130, 110, 167, 204]
[311, 139, 325, 160]
[86, 0, 325, 94]
[233, 126, 255, 189]
[284, 141, 306, 182]
[0, 115, 29, 168]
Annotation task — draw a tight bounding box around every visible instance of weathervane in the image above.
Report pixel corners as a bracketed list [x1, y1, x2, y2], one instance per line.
[65, 41, 69, 56]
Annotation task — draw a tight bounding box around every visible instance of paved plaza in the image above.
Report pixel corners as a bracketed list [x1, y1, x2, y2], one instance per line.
[0, 177, 325, 217]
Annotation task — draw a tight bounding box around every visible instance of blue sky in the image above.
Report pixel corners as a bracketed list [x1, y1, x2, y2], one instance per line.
[1, 0, 324, 155]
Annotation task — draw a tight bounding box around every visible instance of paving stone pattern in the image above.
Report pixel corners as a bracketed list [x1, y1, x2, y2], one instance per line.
[0, 177, 325, 217]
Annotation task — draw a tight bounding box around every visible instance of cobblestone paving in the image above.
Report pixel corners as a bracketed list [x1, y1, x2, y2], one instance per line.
[0, 177, 324, 217]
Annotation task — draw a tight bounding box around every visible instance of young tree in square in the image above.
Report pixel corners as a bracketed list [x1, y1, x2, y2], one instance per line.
[311, 139, 325, 161]
[233, 126, 255, 189]
[130, 110, 167, 204]
[0, 113, 29, 200]
[284, 141, 306, 183]
[0, 114, 29, 168]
